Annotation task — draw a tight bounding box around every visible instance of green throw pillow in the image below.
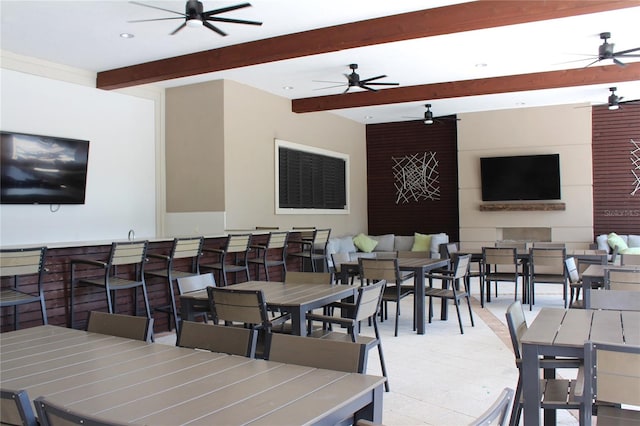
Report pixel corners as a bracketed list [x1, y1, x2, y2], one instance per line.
[353, 233, 378, 253]
[607, 232, 628, 251]
[411, 232, 432, 252]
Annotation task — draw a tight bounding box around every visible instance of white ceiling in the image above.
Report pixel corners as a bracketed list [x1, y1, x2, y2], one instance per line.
[2, 0, 639, 124]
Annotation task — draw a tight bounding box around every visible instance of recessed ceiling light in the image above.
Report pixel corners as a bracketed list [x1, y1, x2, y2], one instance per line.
[282, 86, 294, 90]
[475, 63, 487, 68]
[516, 102, 526, 106]
[364, 115, 373, 120]
[120, 33, 134, 39]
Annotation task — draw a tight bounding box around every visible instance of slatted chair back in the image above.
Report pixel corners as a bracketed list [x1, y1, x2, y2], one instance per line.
[0, 388, 37, 426]
[483, 247, 517, 269]
[566, 257, 580, 284]
[109, 241, 147, 267]
[354, 280, 386, 323]
[531, 242, 566, 248]
[583, 341, 640, 423]
[177, 320, 258, 357]
[293, 227, 316, 241]
[530, 247, 566, 273]
[284, 271, 332, 285]
[86, 311, 154, 342]
[177, 273, 216, 294]
[172, 236, 204, 262]
[225, 234, 252, 254]
[452, 254, 471, 280]
[265, 231, 288, 250]
[207, 286, 269, 327]
[313, 229, 331, 247]
[359, 258, 400, 283]
[267, 333, 366, 373]
[606, 268, 640, 291]
[330, 252, 352, 282]
[469, 387, 514, 426]
[495, 241, 527, 251]
[0, 247, 49, 329]
[620, 253, 640, 266]
[35, 396, 132, 426]
[505, 301, 528, 359]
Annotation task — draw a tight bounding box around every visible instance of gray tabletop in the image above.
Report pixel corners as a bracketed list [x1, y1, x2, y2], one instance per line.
[0, 325, 385, 425]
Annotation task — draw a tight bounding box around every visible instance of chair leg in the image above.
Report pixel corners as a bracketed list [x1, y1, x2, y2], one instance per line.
[167, 278, 179, 331]
[453, 298, 464, 334]
[394, 302, 400, 337]
[373, 322, 390, 392]
[39, 294, 48, 325]
[509, 372, 523, 426]
[141, 285, 152, 319]
[465, 295, 474, 327]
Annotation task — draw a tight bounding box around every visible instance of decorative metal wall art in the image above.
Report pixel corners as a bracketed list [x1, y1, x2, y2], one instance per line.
[392, 151, 440, 204]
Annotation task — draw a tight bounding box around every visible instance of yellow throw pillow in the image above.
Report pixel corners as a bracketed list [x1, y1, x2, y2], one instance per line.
[607, 232, 628, 251]
[411, 232, 432, 252]
[353, 233, 378, 253]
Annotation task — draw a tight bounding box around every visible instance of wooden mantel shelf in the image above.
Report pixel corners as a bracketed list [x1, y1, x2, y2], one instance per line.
[479, 202, 566, 212]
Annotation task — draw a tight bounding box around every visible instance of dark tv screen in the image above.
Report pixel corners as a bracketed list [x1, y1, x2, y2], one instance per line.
[1, 131, 90, 204]
[480, 154, 561, 201]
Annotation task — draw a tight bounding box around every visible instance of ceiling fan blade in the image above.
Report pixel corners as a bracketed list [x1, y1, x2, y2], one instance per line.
[616, 54, 640, 58]
[614, 47, 640, 56]
[360, 75, 386, 83]
[203, 3, 252, 16]
[342, 86, 352, 94]
[128, 17, 185, 23]
[170, 22, 187, 35]
[621, 98, 640, 104]
[313, 84, 347, 91]
[312, 80, 346, 84]
[583, 58, 602, 68]
[205, 16, 262, 26]
[129, 1, 184, 16]
[203, 21, 227, 36]
[365, 82, 400, 86]
[360, 85, 379, 92]
[613, 57, 626, 67]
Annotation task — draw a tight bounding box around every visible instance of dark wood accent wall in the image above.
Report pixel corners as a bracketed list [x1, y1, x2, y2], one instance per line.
[0, 234, 298, 333]
[592, 104, 640, 237]
[365, 119, 459, 241]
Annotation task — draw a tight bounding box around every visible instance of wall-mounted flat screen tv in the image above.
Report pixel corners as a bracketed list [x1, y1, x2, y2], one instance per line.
[1, 131, 90, 204]
[480, 154, 561, 202]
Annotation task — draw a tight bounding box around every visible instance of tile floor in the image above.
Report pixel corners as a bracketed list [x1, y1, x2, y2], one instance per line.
[155, 279, 581, 425]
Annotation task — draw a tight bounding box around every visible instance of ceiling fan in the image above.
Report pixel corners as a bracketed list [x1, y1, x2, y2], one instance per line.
[129, 0, 262, 36]
[314, 64, 399, 93]
[403, 104, 460, 125]
[604, 87, 639, 110]
[584, 32, 640, 67]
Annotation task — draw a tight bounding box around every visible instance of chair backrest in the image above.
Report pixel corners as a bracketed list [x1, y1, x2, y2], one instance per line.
[565, 257, 580, 284]
[620, 253, 640, 266]
[530, 247, 566, 275]
[0, 246, 47, 279]
[505, 301, 527, 360]
[469, 387, 514, 426]
[330, 252, 352, 273]
[177, 273, 216, 294]
[293, 227, 316, 240]
[0, 388, 37, 426]
[313, 228, 331, 249]
[171, 236, 204, 261]
[359, 258, 400, 283]
[483, 247, 517, 267]
[265, 231, 289, 249]
[86, 311, 154, 342]
[605, 268, 640, 291]
[495, 240, 527, 251]
[452, 254, 471, 280]
[266, 333, 366, 373]
[284, 271, 332, 284]
[177, 320, 258, 357]
[353, 280, 386, 323]
[34, 396, 131, 426]
[207, 286, 269, 327]
[109, 240, 148, 267]
[532, 242, 565, 248]
[224, 234, 252, 254]
[584, 341, 640, 410]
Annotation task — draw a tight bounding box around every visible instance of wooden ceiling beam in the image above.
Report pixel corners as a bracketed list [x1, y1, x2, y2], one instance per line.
[96, 0, 637, 90]
[291, 63, 640, 112]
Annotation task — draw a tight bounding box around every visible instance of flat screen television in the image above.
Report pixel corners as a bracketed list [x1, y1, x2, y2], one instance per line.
[480, 154, 561, 202]
[1, 131, 90, 204]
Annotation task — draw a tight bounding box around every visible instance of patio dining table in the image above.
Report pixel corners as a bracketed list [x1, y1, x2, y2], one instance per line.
[0, 325, 385, 425]
[581, 263, 640, 308]
[339, 257, 449, 334]
[520, 308, 640, 425]
[180, 280, 357, 336]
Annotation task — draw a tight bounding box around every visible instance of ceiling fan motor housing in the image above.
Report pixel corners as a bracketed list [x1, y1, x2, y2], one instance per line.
[186, 0, 203, 21]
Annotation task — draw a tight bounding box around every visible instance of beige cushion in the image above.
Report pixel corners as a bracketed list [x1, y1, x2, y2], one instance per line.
[370, 234, 395, 252]
[394, 235, 414, 251]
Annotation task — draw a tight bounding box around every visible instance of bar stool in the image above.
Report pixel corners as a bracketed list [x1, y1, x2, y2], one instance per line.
[288, 228, 331, 272]
[0, 247, 49, 330]
[201, 234, 251, 286]
[144, 236, 204, 331]
[70, 240, 150, 329]
[248, 231, 289, 281]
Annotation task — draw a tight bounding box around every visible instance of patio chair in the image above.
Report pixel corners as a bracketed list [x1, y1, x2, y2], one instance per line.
[248, 231, 289, 281]
[469, 387, 514, 426]
[305, 279, 389, 391]
[529, 247, 568, 308]
[201, 234, 252, 286]
[177, 320, 258, 357]
[288, 228, 331, 272]
[86, 311, 154, 342]
[0, 246, 49, 330]
[35, 396, 130, 426]
[0, 388, 37, 426]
